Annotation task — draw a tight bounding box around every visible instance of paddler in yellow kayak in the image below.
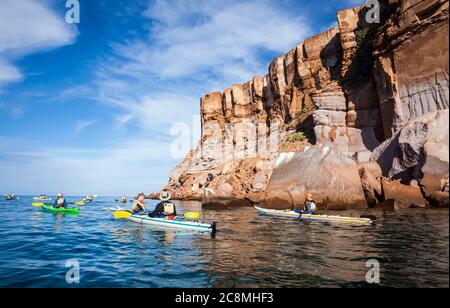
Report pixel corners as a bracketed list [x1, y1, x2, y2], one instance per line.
[130, 193, 147, 215]
[148, 191, 177, 220]
[294, 193, 317, 216]
[302, 193, 317, 214]
[53, 193, 68, 209]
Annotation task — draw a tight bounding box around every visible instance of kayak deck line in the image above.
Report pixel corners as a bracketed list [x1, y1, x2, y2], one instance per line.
[254, 206, 375, 224]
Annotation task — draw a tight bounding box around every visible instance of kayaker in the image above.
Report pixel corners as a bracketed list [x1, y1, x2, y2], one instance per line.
[130, 193, 146, 215]
[303, 193, 317, 214]
[121, 196, 127, 203]
[148, 191, 177, 219]
[53, 193, 68, 209]
[85, 195, 93, 202]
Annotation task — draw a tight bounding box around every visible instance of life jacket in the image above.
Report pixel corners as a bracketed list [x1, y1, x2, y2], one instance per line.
[304, 201, 317, 212]
[57, 198, 65, 207]
[163, 202, 175, 216]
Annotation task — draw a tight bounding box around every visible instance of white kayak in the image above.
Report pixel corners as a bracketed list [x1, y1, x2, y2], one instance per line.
[126, 215, 217, 232]
[109, 207, 216, 232]
[255, 206, 375, 224]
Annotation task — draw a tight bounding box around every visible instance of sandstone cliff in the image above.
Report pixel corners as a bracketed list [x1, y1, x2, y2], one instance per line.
[162, 0, 449, 210]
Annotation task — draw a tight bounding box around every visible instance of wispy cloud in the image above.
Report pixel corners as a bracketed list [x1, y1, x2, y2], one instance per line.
[74, 120, 97, 134]
[0, 0, 77, 85]
[94, 0, 313, 138]
[110, 0, 312, 83]
[0, 136, 176, 195]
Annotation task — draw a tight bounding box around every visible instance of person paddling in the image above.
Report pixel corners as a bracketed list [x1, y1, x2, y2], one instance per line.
[148, 191, 177, 219]
[53, 193, 67, 209]
[130, 193, 146, 215]
[303, 193, 317, 214]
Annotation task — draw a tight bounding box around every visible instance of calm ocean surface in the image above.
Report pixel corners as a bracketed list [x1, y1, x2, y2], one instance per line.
[0, 196, 448, 288]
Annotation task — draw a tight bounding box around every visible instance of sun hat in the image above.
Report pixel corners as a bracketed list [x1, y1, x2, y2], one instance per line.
[159, 191, 172, 201]
[304, 193, 313, 201]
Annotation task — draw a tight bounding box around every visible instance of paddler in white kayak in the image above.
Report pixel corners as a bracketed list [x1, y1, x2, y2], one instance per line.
[130, 193, 147, 215]
[148, 191, 177, 219]
[53, 193, 68, 209]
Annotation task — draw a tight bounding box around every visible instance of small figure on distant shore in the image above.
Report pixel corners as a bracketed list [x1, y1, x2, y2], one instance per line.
[54, 193, 67, 209]
[130, 193, 146, 215]
[148, 191, 177, 219]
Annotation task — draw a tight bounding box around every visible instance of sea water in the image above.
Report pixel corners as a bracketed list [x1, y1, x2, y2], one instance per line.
[0, 196, 448, 287]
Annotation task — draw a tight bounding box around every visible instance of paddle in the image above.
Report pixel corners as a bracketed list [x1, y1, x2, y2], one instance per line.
[73, 201, 85, 206]
[114, 211, 132, 219]
[184, 212, 200, 220]
[32, 202, 46, 207]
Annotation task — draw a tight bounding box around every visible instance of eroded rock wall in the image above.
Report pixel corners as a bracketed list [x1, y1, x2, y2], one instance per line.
[163, 0, 449, 209]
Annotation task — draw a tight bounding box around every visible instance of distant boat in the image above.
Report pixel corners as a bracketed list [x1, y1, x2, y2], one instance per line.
[34, 196, 52, 201]
[4, 194, 18, 201]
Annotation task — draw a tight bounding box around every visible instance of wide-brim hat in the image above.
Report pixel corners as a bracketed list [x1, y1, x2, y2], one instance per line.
[304, 193, 313, 201]
[159, 191, 172, 201]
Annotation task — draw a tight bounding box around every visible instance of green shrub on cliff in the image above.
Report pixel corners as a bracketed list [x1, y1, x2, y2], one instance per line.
[289, 132, 307, 143]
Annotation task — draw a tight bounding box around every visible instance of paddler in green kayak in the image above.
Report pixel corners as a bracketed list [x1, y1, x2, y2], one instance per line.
[148, 191, 177, 219]
[130, 193, 147, 215]
[53, 193, 68, 208]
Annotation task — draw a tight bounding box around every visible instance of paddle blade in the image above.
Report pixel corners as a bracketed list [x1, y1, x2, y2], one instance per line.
[114, 211, 132, 219]
[32, 202, 44, 207]
[184, 212, 200, 220]
[74, 201, 85, 206]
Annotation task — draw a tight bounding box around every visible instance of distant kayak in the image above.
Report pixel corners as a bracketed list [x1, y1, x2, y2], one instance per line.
[42, 205, 80, 214]
[33, 197, 52, 201]
[255, 206, 375, 224]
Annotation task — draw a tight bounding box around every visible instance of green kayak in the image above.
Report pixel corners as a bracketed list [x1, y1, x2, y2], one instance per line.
[42, 205, 80, 214]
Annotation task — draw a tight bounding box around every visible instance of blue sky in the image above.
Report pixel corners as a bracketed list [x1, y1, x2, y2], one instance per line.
[0, 0, 363, 196]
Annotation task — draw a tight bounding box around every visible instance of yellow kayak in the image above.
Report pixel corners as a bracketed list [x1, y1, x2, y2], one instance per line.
[255, 206, 375, 224]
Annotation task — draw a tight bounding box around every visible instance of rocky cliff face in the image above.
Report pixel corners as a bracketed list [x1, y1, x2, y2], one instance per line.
[163, 0, 449, 209]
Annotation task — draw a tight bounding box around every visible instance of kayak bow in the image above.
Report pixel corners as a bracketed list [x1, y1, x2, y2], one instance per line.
[255, 206, 375, 224]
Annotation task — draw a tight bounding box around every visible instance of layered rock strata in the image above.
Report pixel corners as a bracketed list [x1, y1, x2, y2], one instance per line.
[163, 0, 449, 209]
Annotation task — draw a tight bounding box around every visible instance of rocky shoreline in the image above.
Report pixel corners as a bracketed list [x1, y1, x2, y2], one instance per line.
[160, 0, 449, 210]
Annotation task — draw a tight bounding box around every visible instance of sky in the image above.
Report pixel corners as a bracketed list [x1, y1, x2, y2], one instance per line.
[0, 0, 363, 196]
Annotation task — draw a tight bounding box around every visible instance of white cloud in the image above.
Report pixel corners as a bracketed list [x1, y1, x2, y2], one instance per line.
[111, 0, 312, 83]
[95, 0, 312, 139]
[74, 120, 97, 134]
[0, 137, 176, 195]
[0, 0, 77, 84]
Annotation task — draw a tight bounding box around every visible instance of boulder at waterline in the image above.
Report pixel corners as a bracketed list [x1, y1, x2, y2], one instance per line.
[261, 145, 368, 210]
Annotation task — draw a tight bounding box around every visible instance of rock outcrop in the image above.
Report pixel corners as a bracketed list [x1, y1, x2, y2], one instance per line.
[162, 0, 449, 209]
[261, 146, 368, 210]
